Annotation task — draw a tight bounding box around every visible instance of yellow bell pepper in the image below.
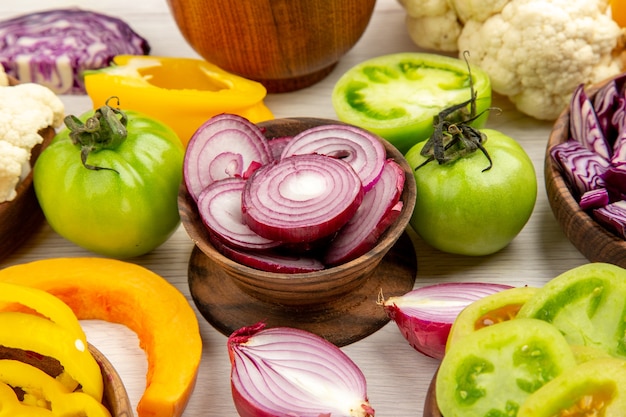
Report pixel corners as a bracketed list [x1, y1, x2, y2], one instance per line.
[0, 381, 53, 416]
[84, 55, 274, 145]
[0, 359, 111, 417]
[0, 312, 103, 402]
[0, 283, 86, 345]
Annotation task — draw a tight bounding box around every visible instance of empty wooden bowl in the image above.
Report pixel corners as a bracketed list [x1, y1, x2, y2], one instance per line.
[0, 77, 54, 262]
[179, 117, 418, 345]
[166, 0, 376, 93]
[545, 80, 626, 268]
[89, 344, 133, 416]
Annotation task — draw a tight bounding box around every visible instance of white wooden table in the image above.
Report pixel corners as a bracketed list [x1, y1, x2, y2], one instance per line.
[0, 1, 589, 416]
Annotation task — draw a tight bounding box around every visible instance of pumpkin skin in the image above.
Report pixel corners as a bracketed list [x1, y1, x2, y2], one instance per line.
[0, 257, 202, 417]
[165, 0, 376, 92]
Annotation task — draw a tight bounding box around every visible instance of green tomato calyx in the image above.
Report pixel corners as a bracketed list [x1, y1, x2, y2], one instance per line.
[65, 96, 128, 173]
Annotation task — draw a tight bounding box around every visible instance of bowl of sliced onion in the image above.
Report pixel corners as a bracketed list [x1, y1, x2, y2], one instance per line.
[179, 116, 417, 345]
[545, 74, 626, 268]
[0, 77, 54, 261]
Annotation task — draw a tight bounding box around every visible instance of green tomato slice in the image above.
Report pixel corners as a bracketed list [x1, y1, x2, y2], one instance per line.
[332, 52, 492, 154]
[436, 318, 576, 417]
[517, 263, 626, 359]
[518, 358, 626, 417]
[446, 286, 540, 350]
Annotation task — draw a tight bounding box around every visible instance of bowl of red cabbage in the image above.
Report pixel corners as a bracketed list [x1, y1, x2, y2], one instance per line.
[546, 73, 626, 268]
[178, 114, 416, 307]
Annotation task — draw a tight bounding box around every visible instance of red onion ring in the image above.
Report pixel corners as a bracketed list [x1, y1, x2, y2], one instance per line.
[197, 177, 280, 250]
[228, 322, 375, 417]
[323, 159, 405, 266]
[242, 154, 364, 243]
[280, 124, 386, 191]
[184, 113, 272, 201]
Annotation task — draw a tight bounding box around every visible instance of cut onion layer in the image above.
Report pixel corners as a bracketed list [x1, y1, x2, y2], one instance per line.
[197, 177, 280, 251]
[381, 282, 513, 360]
[323, 159, 405, 266]
[280, 124, 386, 191]
[184, 113, 272, 201]
[242, 154, 364, 243]
[228, 322, 375, 417]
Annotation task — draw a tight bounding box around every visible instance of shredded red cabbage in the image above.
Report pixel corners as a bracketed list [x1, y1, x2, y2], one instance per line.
[0, 8, 150, 94]
[552, 76, 626, 239]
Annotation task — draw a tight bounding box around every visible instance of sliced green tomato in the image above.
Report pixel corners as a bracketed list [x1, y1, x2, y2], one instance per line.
[517, 263, 626, 359]
[331, 52, 492, 154]
[436, 318, 576, 417]
[518, 358, 626, 417]
[446, 286, 540, 350]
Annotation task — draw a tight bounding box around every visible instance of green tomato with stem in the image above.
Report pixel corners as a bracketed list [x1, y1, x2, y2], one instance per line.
[406, 128, 537, 256]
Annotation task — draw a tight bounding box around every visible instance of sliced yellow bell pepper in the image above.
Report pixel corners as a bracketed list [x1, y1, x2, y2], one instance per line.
[0, 312, 103, 402]
[0, 283, 86, 345]
[0, 359, 111, 417]
[0, 381, 54, 416]
[84, 55, 274, 145]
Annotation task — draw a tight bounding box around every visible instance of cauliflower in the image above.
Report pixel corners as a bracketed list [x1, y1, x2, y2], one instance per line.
[398, 0, 626, 120]
[0, 66, 64, 203]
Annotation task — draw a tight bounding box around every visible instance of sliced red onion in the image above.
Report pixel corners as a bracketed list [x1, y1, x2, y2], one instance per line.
[266, 136, 293, 161]
[242, 154, 364, 243]
[228, 322, 375, 417]
[323, 159, 404, 267]
[280, 124, 386, 191]
[184, 114, 272, 201]
[579, 188, 610, 211]
[197, 177, 280, 251]
[381, 282, 513, 360]
[209, 234, 325, 273]
[569, 83, 612, 159]
[593, 200, 626, 239]
[550, 139, 610, 197]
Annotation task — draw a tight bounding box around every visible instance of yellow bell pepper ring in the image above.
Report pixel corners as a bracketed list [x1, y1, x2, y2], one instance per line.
[84, 55, 274, 145]
[0, 312, 103, 402]
[0, 282, 86, 345]
[0, 359, 111, 417]
[0, 381, 54, 416]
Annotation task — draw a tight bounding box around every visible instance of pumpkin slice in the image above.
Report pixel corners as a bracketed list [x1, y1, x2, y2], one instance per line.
[0, 258, 202, 417]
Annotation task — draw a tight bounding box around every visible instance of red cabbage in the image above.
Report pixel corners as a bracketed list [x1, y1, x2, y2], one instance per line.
[593, 73, 626, 143]
[0, 8, 150, 94]
[569, 84, 612, 159]
[579, 188, 610, 211]
[594, 201, 626, 239]
[550, 140, 609, 197]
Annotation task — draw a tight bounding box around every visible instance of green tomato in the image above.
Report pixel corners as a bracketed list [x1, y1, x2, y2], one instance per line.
[517, 262, 626, 359]
[33, 105, 184, 259]
[518, 357, 626, 417]
[331, 52, 492, 154]
[436, 318, 577, 417]
[406, 128, 537, 256]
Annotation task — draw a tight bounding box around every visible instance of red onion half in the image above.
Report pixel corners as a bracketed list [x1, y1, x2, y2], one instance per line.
[381, 282, 513, 360]
[184, 114, 272, 201]
[280, 124, 386, 191]
[228, 322, 375, 417]
[242, 154, 364, 243]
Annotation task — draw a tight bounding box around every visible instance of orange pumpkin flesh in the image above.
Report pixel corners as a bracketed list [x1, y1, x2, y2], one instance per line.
[0, 257, 202, 417]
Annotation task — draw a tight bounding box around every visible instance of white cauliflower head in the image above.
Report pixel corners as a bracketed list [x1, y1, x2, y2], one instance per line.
[399, 0, 462, 51]
[458, 0, 624, 120]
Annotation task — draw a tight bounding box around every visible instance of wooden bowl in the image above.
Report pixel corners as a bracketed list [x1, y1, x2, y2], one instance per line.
[545, 80, 626, 268]
[179, 117, 418, 345]
[0, 77, 54, 262]
[423, 370, 441, 417]
[89, 344, 133, 416]
[166, 0, 376, 93]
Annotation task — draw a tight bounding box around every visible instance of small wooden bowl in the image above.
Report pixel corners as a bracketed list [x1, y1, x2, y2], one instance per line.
[89, 344, 133, 416]
[545, 80, 626, 268]
[0, 77, 54, 262]
[166, 0, 376, 93]
[179, 117, 418, 345]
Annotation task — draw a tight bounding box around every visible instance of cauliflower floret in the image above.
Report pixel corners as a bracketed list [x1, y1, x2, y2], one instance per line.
[451, 0, 509, 24]
[399, 0, 461, 51]
[459, 0, 624, 120]
[0, 81, 64, 202]
[0, 141, 29, 202]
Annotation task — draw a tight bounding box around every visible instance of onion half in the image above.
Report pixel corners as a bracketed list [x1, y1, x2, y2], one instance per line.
[242, 154, 364, 243]
[184, 113, 272, 201]
[228, 322, 375, 417]
[381, 282, 513, 360]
